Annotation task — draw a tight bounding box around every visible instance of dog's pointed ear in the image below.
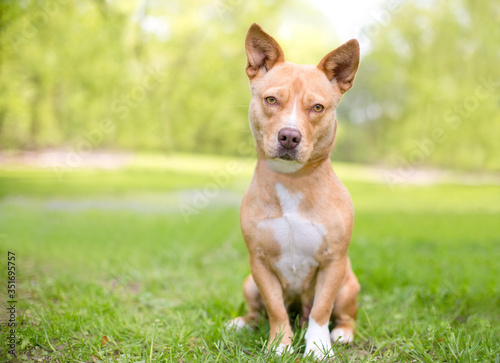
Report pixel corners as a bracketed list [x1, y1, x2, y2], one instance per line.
[245, 23, 285, 79]
[317, 39, 360, 93]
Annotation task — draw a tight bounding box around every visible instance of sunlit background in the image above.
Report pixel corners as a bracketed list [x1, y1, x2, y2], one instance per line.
[1, 0, 499, 170]
[0, 1, 499, 361]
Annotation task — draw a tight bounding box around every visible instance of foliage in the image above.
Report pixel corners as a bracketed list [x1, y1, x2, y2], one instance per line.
[342, 0, 500, 170]
[0, 0, 331, 155]
[0, 0, 498, 170]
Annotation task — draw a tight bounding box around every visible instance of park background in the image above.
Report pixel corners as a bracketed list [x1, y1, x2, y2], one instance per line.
[0, 0, 499, 362]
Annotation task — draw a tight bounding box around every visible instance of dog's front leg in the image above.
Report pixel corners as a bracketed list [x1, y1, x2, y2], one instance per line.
[305, 255, 347, 359]
[250, 255, 293, 353]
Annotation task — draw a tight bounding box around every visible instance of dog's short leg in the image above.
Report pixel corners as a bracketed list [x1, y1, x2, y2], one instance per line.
[304, 256, 347, 359]
[331, 258, 360, 344]
[226, 274, 263, 331]
[250, 257, 294, 351]
[242, 274, 264, 323]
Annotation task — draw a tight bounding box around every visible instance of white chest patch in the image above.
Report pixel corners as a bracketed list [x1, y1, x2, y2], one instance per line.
[258, 183, 326, 294]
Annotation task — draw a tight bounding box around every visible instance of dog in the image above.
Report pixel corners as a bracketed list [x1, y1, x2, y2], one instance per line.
[227, 23, 361, 359]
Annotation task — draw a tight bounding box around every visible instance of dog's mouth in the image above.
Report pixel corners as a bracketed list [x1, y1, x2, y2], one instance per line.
[271, 146, 300, 162]
[279, 154, 293, 161]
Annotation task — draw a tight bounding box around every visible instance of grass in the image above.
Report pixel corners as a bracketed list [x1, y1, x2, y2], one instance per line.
[0, 153, 499, 362]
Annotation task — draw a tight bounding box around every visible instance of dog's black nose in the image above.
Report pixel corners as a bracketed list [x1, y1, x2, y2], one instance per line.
[278, 128, 301, 150]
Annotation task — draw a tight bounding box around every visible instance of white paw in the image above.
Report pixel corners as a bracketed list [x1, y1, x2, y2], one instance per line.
[304, 318, 334, 360]
[330, 327, 353, 344]
[225, 317, 249, 332]
[305, 344, 334, 360]
[270, 343, 294, 356]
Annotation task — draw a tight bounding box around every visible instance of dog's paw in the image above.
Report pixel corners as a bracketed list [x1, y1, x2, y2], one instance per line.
[224, 317, 249, 332]
[304, 318, 334, 360]
[271, 343, 294, 356]
[330, 327, 354, 344]
[304, 343, 334, 360]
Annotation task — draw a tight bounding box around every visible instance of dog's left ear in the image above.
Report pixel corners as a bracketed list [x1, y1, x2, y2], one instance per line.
[245, 23, 285, 79]
[317, 39, 360, 93]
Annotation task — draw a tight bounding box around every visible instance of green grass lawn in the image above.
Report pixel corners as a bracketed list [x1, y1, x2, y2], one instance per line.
[1, 154, 499, 362]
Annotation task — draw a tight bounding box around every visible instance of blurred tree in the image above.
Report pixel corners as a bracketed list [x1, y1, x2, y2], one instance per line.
[345, 0, 500, 170]
[0, 0, 331, 156]
[0, 0, 498, 171]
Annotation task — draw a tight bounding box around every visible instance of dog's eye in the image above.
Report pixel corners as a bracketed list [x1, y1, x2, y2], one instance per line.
[313, 104, 324, 112]
[265, 96, 277, 105]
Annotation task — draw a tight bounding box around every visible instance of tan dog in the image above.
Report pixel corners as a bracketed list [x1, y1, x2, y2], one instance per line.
[228, 23, 361, 359]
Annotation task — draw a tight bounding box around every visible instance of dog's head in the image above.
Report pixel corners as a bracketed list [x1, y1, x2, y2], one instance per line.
[245, 23, 359, 172]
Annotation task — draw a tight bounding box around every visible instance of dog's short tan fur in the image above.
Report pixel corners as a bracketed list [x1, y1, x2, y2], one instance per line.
[229, 24, 361, 359]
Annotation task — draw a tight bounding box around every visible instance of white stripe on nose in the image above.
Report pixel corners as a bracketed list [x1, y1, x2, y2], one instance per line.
[286, 95, 298, 128]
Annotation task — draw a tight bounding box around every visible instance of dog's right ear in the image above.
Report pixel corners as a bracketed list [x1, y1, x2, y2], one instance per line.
[317, 39, 360, 94]
[245, 23, 285, 79]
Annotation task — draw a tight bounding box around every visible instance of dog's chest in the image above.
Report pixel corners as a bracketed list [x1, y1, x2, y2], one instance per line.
[258, 183, 326, 294]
